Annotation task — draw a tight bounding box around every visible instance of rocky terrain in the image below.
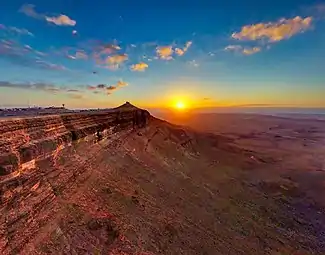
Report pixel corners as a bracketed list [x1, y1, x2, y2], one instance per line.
[1, 103, 325, 254]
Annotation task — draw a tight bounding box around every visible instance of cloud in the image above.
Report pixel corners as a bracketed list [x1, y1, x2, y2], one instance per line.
[232, 16, 313, 42]
[0, 40, 67, 71]
[45, 15, 76, 26]
[130, 62, 148, 72]
[224, 45, 243, 51]
[97, 84, 106, 89]
[19, 4, 44, 19]
[225, 45, 261, 55]
[175, 48, 185, 56]
[0, 24, 34, 36]
[34, 60, 67, 70]
[19, 4, 76, 27]
[87, 85, 97, 90]
[187, 60, 199, 67]
[116, 80, 128, 87]
[106, 85, 117, 91]
[102, 54, 128, 70]
[242, 47, 261, 55]
[86, 80, 128, 95]
[156, 46, 173, 60]
[67, 50, 88, 60]
[184, 41, 192, 51]
[175, 41, 192, 56]
[106, 54, 128, 65]
[0, 81, 68, 93]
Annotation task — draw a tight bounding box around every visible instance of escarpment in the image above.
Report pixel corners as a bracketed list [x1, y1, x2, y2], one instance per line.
[0, 104, 149, 178]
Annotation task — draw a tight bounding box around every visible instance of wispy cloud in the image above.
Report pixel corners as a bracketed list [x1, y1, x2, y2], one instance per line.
[156, 46, 173, 60]
[0, 81, 70, 93]
[19, 4, 43, 19]
[87, 85, 97, 90]
[34, 60, 67, 70]
[0, 39, 67, 71]
[106, 85, 117, 91]
[97, 84, 106, 89]
[175, 41, 192, 56]
[67, 50, 88, 60]
[130, 62, 148, 72]
[175, 48, 185, 56]
[19, 4, 76, 26]
[225, 45, 261, 55]
[0, 24, 34, 36]
[106, 54, 128, 65]
[224, 45, 243, 51]
[187, 60, 199, 67]
[103, 54, 128, 70]
[232, 16, 313, 42]
[242, 47, 261, 55]
[116, 80, 128, 87]
[86, 80, 128, 95]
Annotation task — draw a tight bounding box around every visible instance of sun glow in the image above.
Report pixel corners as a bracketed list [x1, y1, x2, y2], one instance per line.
[175, 101, 186, 110]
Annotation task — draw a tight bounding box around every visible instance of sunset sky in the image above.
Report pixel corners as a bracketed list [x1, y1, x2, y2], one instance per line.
[0, 0, 325, 109]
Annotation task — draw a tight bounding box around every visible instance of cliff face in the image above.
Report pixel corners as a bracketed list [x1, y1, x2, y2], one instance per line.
[0, 105, 149, 177]
[0, 104, 150, 253]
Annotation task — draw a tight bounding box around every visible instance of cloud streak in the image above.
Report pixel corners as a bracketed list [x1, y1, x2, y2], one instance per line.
[175, 41, 192, 56]
[19, 4, 76, 26]
[224, 45, 261, 55]
[0, 39, 67, 71]
[0, 81, 73, 93]
[232, 16, 313, 42]
[0, 24, 34, 36]
[86, 80, 128, 95]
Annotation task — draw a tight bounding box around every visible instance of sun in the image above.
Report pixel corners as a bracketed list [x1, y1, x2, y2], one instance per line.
[175, 101, 186, 110]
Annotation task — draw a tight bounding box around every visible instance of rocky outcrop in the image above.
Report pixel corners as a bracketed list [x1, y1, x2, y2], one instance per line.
[0, 103, 151, 254]
[0, 103, 149, 179]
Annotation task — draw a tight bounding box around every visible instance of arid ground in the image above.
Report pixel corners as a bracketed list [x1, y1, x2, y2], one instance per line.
[1, 108, 325, 254]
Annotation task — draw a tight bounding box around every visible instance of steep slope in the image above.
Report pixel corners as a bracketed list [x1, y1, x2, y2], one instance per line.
[1, 106, 325, 254]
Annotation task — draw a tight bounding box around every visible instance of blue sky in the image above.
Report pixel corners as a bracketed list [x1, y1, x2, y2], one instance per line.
[0, 0, 325, 109]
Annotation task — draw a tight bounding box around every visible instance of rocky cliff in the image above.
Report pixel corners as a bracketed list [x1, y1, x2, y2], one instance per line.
[0, 103, 149, 177]
[0, 103, 150, 254]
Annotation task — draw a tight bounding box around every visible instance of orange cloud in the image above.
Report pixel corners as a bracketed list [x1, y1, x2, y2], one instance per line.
[116, 80, 128, 87]
[46, 15, 76, 26]
[232, 16, 313, 42]
[184, 41, 192, 51]
[175, 41, 192, 56]
[106, 54, 128, 65]
[130, 62, 148, 72]
[106, 85, 117, 91]
[156, 46, 173, 60]
[175, 48, 185, 56]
